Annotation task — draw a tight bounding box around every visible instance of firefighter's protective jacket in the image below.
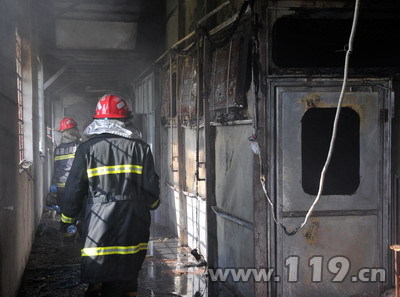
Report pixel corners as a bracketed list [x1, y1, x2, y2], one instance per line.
[61, 133, 160, 283]
[54, 140, 80, 193]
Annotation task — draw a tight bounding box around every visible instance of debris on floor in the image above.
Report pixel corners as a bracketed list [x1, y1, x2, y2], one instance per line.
[18, 213, 85, 297]
[140, 238, 208, 296]
[18, 212, 208, 297]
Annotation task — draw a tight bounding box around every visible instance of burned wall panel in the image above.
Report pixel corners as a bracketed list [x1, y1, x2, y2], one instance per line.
[161, 67, 171, 118]
[215, 124, 254, 221]
[216, 217, 255, 296]
[178, 56, 198, 118]
[161, 64, 178, 120]
[214, 124, 254, 295]
[210, 37, 249, 112]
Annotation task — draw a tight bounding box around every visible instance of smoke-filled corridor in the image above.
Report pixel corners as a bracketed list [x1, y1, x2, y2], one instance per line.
[3, 0, 400, 296]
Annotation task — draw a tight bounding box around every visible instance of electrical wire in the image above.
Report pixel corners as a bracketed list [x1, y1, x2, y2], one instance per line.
[258, 0, 361, 236]
[288, 0, 360, 235]
[198, 1, 249, 49]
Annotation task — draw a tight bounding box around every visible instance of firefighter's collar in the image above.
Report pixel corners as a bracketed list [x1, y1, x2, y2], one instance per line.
[83, 119, 142, 139]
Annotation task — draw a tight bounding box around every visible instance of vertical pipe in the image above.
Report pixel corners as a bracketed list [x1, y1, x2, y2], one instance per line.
[190, 56, 195, 118]
[195, 38, 206, 185]
[195, 42, 201, 193]
[391, 245, 400, 297]
[176, 55, 188, 246]
[395, 176, 399, 248]
[396, 250, 399, 297]
[169, 54, 174, 171]
[211, 49, 217, 111]
[202, 33, 219, 297]
[226, 40, 232, 114]
[252, 1, 270, 296]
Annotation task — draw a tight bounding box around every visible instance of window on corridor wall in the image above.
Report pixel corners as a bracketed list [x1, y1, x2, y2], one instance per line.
[16, 28, 24, 163]
[134, 73, 156, 151]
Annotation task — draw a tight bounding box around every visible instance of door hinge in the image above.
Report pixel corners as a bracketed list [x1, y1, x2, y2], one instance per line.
[380, 109, 389, 123]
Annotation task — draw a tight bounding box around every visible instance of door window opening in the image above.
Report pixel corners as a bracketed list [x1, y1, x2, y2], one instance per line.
[301, 107, 360, 195]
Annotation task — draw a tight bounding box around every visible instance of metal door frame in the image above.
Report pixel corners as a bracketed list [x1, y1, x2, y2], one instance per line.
[266, 78, 394, 297]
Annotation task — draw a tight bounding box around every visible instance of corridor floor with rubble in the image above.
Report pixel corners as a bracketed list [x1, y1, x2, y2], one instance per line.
[17, 210, 208, 297]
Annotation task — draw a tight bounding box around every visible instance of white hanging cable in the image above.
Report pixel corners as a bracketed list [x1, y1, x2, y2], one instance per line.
[260, 0, 361, 236]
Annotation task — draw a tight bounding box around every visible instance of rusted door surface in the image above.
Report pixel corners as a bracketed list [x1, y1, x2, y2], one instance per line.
[271, 80, 392, 297]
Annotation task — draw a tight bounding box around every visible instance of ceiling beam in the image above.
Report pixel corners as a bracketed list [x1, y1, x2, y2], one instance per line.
[57, 10, 141, 16]
[55, 14, 140, 22]
[53, 2, 80, 17]
[47, 49, 138, 57]
[52, 3, 143, 13]
[44, 64, 69, 90]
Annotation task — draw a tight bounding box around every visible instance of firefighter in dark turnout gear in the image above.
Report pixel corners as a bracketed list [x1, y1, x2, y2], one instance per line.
[60, 94, 159, 297]
[53, 117, 81, 206]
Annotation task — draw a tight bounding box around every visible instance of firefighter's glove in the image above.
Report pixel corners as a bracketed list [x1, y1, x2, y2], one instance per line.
[50, 184, 58, 193]
[59, 222, 73, 236]
[60, 222, 77, 244]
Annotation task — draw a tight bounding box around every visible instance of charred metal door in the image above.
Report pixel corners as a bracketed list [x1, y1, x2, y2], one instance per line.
[271, 79, 393, 297]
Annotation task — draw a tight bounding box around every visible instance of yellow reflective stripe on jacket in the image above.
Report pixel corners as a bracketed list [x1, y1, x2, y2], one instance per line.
[54, 153, 75, 161]
[87, 165, 143, 178]
[81, 243, 148, 257]
[61, 213, 76, 224]
[57, 182, 65, 188]
[150, 199, 160, 209]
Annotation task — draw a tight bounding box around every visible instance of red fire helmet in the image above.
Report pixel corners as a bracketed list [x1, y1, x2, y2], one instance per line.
[93, 94, 131, 119]
[59, 117, 77, 132]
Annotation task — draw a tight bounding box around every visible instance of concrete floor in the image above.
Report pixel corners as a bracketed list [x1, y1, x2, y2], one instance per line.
[18, 211, 208, 297]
